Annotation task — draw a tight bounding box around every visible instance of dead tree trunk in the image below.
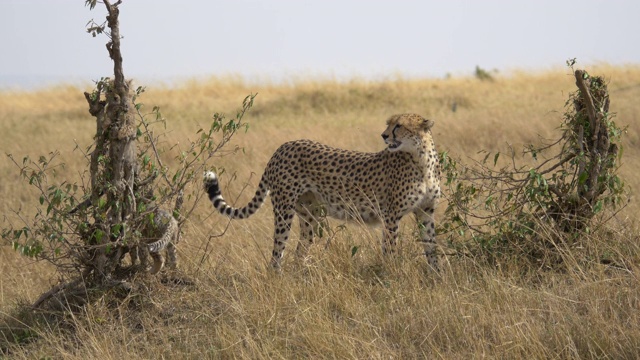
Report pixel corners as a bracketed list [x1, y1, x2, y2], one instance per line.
[548, 70, 619, 231]
[573, 70, 616, 203]
[83, 0, 138, 281]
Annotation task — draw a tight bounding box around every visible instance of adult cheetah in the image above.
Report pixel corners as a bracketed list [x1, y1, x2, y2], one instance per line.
[204, 113, 441, 269]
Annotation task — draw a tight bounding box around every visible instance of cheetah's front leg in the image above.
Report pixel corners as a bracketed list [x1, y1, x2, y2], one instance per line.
[382, 215, 401, 255]
[294, 193, 321, 259]
[414, 205, 440, 271]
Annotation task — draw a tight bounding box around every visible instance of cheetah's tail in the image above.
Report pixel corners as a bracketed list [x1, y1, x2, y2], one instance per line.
[147, 216, 179, 254]
[203, 171, 269, 220]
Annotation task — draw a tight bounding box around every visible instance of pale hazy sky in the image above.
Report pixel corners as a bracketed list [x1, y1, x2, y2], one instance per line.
[1, 0, 639, 88]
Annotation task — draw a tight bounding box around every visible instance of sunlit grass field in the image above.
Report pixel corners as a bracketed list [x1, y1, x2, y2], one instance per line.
[1, 65, 639, 358]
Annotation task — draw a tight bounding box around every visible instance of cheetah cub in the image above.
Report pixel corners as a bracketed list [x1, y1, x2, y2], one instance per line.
[132, 208, 179, 274]
[204, 113, 441, 269]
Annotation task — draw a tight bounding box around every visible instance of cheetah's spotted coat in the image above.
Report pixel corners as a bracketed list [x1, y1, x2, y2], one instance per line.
[204, 113, 441, 269]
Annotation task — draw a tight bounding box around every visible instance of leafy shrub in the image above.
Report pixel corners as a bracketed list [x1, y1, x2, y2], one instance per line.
[439, 66, 627, 265]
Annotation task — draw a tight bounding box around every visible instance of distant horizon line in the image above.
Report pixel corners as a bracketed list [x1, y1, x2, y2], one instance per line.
[2, 62, 638, 91]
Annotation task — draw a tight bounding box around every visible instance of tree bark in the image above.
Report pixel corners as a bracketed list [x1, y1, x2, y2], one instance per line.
[573, 70, 612, 206]
[82, 0, 138, 280]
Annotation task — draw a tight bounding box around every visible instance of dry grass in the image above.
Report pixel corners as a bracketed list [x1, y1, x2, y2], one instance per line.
[1, 66, 640, 358]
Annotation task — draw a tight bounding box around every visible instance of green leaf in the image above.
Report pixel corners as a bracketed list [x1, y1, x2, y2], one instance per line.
[85, 0, 98, 10]
[485, 195, 493, 208]
[111, 224, 122, 236]
[578, 172, 588, 186]
[481, 151, 491, 165]
[351, 246, 359, 257]
[172, 170, 182, 183]
[593, 200, 603, 214]
[94, 229, 104, 243]
[142, 154, 150, 167]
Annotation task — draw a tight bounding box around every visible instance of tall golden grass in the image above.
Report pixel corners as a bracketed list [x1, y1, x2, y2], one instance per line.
[1, 66, 639, 358]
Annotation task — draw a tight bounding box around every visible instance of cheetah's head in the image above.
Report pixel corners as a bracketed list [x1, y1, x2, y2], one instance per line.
[381, 113, 434, 153]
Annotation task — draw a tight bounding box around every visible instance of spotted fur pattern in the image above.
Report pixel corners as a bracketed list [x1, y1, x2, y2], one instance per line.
[204, 113, 441, 269]
[130, 208, 179, 274]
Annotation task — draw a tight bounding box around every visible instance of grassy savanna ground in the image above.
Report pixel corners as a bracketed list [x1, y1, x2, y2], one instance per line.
[1, 65, 640, 358]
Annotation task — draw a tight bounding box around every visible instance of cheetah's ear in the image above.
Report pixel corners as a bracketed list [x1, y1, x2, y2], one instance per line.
[422, 118, 435, 131]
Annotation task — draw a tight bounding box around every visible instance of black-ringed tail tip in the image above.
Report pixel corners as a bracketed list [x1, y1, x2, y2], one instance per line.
[203, 171, 217, 184]
[203, 171, 221, 200]
[203, 169, 268, 220]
